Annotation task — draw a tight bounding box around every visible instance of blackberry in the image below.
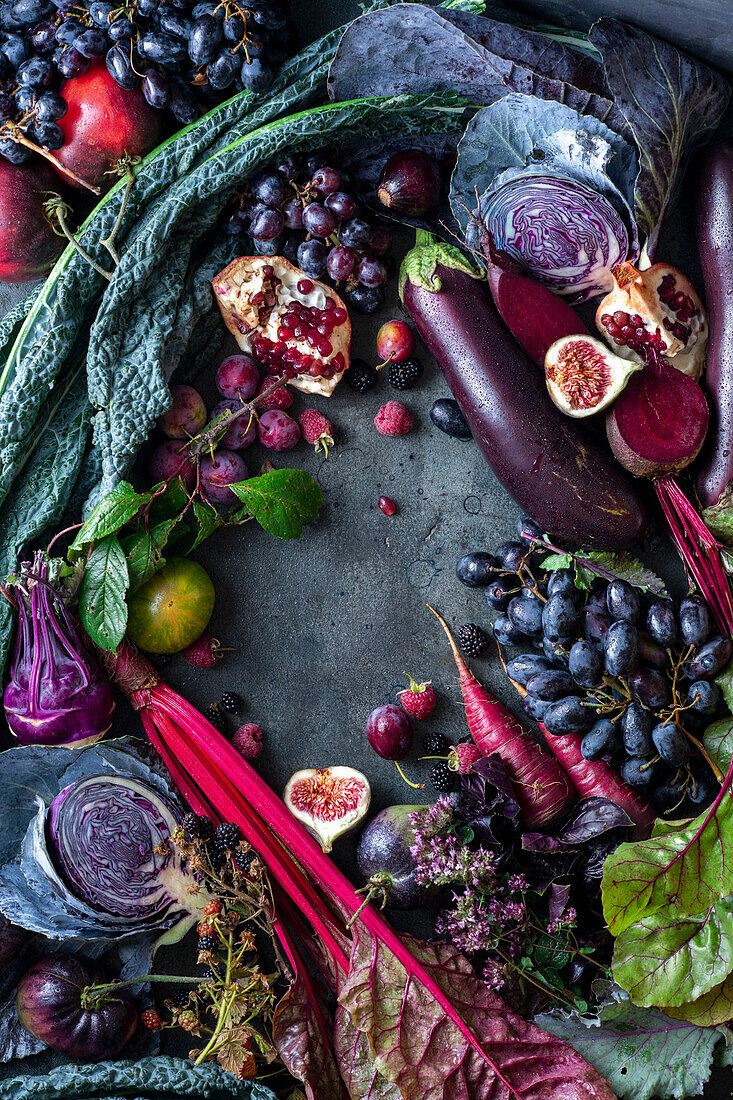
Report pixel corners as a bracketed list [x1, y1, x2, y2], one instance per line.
[458, 623, 488, 658]
[345, 358, 378, 393]
[171, 988, 191, 1008]
[197, 934, 218, 953]
[422, 731, 448, 755]
[430, 762, 455, 793]
[214, 822, 241, 850]
[388, 356, 423, 390]
[204, 842, 225, 870]
[203, 705, 228, 734]
[219, 691, 240, 713]
[184, 812, 213, 842]
[235, 848, 256, 874]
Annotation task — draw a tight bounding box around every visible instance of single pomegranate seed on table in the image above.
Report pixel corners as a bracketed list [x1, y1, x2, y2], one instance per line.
[379, 495, 397, 515]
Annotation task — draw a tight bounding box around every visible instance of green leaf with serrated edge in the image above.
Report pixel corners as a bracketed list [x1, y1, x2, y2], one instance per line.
[147, 478, 190, 524]
[398, 231, 481, 300]
[230, 469, 323, 540]
[665, 971, 733, 1027]
[601, 783, 733, 935]
[70, 481, 151, 550]
[536, 1000, 723, 1100]
[541, 552, 572, 571]
[120, 516, 180, 591]
[78, 534, 128, 651]
[189, 500, 222, 551]
[611, 898, 733, 1008]
[542, 548, 668, 596]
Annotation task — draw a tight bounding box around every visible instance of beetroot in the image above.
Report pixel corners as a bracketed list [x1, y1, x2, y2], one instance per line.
[56, 61, 161, 191]
[400, 233, 648, 549]
[606, 353, 709, 477]
[0, 161, 64, 282]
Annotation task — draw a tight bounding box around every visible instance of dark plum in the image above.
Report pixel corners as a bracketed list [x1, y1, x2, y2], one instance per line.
[646, 601, 678, 647]
[543, 696, 594, 736]
[200, 449, 248, 504]
[158, 384, 206, 439]
[525, 669, 574, 702]
[506, 654, 553, 686]
[604, 621, 638, 678]
[494, 540, 528, 571]
[568, 640, 603, 688]
[581, 719, 618, 761]
[606, 579, 641, 623]
[149, 440, 194, 487]
[356, 805, 434, 909]
[455, 551, 497, 588]
[507, 595, 543, 638]
[215, 354, 259, 402]
[679, 595, 712, 646]
[687, 680, 723, 717]
[430, 398, 472, 440]
[366, 705, 413, 760]
[686, 636, 732, 679]
[651, 721, 689, 767]
[628, 668, 670, 709]
[621, 703, 653, 756]
[485, 576, 519, 611]
[522, 694, 550, 721]
[542, 594, 577, 643]
[209, 400, 257, 450]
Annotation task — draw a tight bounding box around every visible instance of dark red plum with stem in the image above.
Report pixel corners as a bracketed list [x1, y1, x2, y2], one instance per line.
[200, 449, 248, 504]
[149, 439, 195, 488]
[367, 704, 413, 760]
[158, 384, 207, 439]
[210, 399, 257, 450]
[215, 354, 260, 402]
[377, 320, 415, 366]
[258, 410, 300, 451]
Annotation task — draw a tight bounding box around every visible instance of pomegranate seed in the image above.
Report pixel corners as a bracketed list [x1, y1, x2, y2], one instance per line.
[620, 324, 634, 338]
[631, 315, 643, 325]
[322, 365, 335, 379]
[317, 322, 333, 337]
[263, 264, 274, 276]
[324, 297, 336, 312]
[278, 326, 293, 341]
[308, 362, 321, 376]
[332, 308, 347, 324]
[613, 310, 629, 325]
[318, 340, 332, 356]
[307, 332, 320, 348]
[670, 291, 687, 309]
[283, 347, 299, 363]
[332, 352, 344, 369]
[297, 278, 314, 294]
[379, 496, 397, 516]
[283, 365, 296, 378]
[252, 291, 265, 305]
[600, 314, 612, 325]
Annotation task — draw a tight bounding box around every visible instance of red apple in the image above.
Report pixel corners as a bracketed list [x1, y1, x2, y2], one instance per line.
[56, 61, 162, 191]
[0, 160, 64, 283]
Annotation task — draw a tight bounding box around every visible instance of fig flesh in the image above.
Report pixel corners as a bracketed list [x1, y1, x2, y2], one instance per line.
[606, 351, 709, 477]
[596, 262, 708, 380]
[283, 766, 370, 852]
[545, 335, 641, 417]
[212, 256, 351, 397]
[356, 804, 435, 910]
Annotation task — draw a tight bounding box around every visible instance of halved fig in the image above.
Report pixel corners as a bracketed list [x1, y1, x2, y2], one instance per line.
[544, 335, 641, 417]
[212, 256, 351, 397]
[284, 766, 371, 852]
[596, 262, 708, 380]
[606, 352, 709, 477]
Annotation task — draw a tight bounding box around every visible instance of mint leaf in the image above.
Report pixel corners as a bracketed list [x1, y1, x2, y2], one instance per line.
[71, 481, 151, 551]
[537, 1000, 723, 1100]
[78, 534, 128, 651]
[231, 469, 323, 540]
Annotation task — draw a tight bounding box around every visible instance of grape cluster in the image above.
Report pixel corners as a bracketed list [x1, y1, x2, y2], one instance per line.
[220, 149, 394, 314]
[457, 515, 730, 816]
[0, 0, 291, 164]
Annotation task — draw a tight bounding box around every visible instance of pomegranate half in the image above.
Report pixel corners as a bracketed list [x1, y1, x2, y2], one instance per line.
[596, 262, 708, 380]
[212, 256, 351, 397]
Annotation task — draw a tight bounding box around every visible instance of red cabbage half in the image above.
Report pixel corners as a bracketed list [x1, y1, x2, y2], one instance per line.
[3, 551, 114, 747]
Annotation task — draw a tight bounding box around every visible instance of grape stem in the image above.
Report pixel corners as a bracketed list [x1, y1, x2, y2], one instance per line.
[1, 124, 101, 193]
[43, 193, 114, 280]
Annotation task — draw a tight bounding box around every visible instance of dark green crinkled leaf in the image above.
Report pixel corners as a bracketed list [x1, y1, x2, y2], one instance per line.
[71, 480, 151, 549]
[231, 469, 324, 540]
[0, 1055, 277, 1100]
[537, 999, 724, 1100]
[78, 533, 129, 650]
[541, 550, 667, 596]
[589, 17, 731, 254]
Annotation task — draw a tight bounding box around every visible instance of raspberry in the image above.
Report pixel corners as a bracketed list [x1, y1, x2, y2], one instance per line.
[299, 408, 334, 454]
[141, 1009, 162, 1031]
[232, 722, 264, 760]
[197, 934, 218, 952]
[378, 496, 397, 516]
[345, 358, 378, 393]
[203, 705, 228, 734]
[457, 623, 488, 658]
[178, 1009, 199, 1032]
[374, 401, 414, 437]
[197, 921, 215, 936]
[422, 731, 448, 754]
[449, 742, 482, 774]
[430, 762, 454, 793]
[388, 357, 423, 390]
[255, 377, 293, 411]
[182, 631, 223, 669]
[214, 822, 241, 850]
[399, 675, 436, 720]
[204, 898, 223, 916]
[219, 691, 240, 713]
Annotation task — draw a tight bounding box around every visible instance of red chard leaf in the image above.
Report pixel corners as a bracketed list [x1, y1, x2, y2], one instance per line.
[334, 1002, 402, 1100]
[273, 968, 348, 1100]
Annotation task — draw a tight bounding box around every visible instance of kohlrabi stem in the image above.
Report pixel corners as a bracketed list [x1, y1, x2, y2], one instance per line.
[46, 522, 83, 556]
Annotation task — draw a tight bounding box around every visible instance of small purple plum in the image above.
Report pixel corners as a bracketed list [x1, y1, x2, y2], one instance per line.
[366, 704, 413, 760]
[157, 384, 207, 439]
[211, 399, 257, 450]
[200, 449, 248, 503]
[215, 354, 260, 401]
[149, 439, 195, 487]
[258, 410, 300, 451]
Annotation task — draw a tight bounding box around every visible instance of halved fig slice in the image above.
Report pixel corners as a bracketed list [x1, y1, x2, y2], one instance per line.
[284, 766, 371, 852]
[212, 256, 351, 397]
[596, 262, 708, 380]
[544, 335, 641, 417]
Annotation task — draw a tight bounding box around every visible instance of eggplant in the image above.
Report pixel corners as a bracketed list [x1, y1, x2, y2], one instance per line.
[696, 140, 733, 510]
[400, 234, 648, 548]
[356, 805, 434, 909]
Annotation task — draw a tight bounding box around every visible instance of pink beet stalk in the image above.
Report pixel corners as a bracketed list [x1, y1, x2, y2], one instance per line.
[429, 607, 575, 826]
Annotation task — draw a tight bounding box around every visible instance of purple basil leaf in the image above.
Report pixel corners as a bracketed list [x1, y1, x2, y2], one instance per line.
[548, 882, 572, 922]
[589, 17, 732, 255]
[557, 797, 633, 845]
[523, 832, 566, 853]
